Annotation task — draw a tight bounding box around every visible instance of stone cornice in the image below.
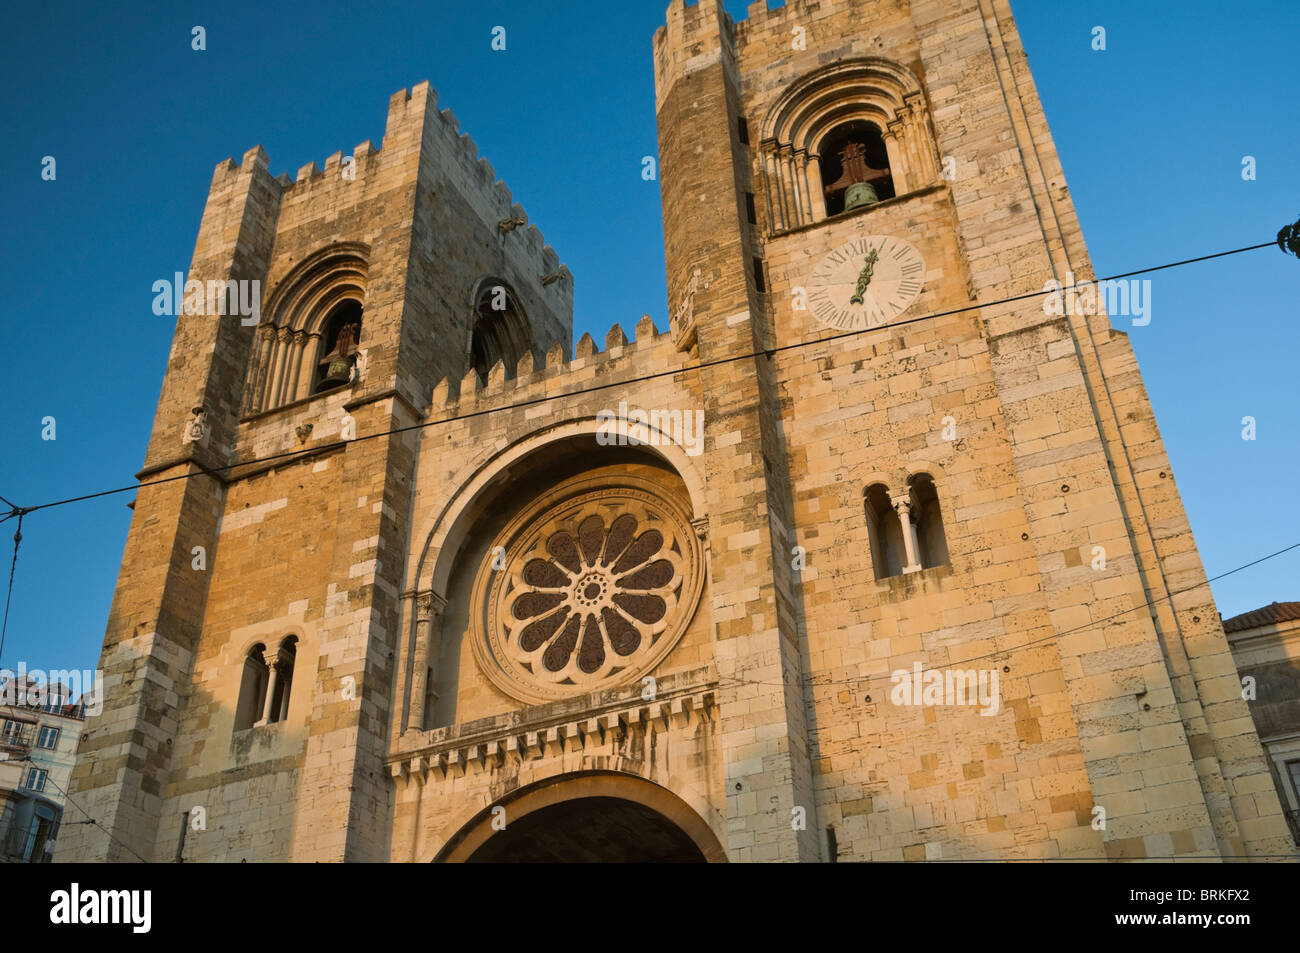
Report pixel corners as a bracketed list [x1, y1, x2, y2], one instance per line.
[389, 665, 717, 782]
[134, 453, 226, 484]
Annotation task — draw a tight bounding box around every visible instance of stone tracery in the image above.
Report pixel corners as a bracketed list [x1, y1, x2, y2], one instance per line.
[472, 477, 704, 704]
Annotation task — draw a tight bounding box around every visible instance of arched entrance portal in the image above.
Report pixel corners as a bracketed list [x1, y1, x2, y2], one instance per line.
[467, 797, 705, 862]
[432, 771, 726, 863]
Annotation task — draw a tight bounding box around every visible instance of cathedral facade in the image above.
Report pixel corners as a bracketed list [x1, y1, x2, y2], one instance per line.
[58, 0, 1295, 862]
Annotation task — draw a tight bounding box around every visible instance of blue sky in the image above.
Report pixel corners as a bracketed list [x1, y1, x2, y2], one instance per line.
[0, 0, 1296, 678]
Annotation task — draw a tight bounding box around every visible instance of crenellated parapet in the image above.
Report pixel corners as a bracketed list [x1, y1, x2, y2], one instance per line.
[732, 0, 856, 45]
[209, 84, 568, 292]
[202, 81, 574, 428]
[428, 313, 683, 415]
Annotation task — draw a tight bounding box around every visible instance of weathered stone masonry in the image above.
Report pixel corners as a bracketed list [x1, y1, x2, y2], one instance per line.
[59, 0, 1294, 862]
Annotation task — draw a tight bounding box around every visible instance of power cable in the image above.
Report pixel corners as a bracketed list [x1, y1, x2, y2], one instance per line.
[714, 540, 1300, 692]
[6, 238, 1279, 518]
[9, 754, 149, 863]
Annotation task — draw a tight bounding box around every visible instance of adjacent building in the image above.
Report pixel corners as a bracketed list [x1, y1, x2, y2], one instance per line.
[1224, 601, 1300, 846]
[0, 677, 85, 862]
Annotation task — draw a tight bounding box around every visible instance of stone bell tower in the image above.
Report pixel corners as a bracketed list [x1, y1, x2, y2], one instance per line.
[653, 0, 1294, 860]
[57, 0, 1292, 864]
[57, 82, 572, 863]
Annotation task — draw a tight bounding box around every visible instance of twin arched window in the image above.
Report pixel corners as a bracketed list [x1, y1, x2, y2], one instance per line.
[234, 636, 298, 730]
[864, 473, 948, 580]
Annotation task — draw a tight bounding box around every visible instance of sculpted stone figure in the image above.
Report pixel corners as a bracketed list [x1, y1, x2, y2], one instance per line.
[181, 406, 208, 446]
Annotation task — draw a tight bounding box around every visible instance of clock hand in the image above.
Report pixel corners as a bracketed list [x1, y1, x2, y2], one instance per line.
[849, 248, 879, 305]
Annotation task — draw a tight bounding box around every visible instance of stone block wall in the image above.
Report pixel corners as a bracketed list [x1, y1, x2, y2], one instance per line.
[60, 1, 1295, 864]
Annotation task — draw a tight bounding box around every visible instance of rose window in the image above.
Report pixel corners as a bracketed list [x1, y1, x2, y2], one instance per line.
[472, 479, 705, 703]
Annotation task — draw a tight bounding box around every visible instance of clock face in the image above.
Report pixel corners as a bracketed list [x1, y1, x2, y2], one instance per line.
[805, 235, 926, 332]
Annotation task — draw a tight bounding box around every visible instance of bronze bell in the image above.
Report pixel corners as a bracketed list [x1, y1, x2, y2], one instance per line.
[317, 356, 353, 389]
[844, 181, 880, 211]
[825, 140, 887, 211]
[315, 322, 360, 392]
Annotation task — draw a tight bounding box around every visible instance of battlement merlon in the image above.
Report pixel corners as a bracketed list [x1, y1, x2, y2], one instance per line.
[734, 0, 822, 41]
[383, 79, 438, 146]
[208, 145, 272, 198]
[210, 82, 571, 325]
[430, 315, 679, 411]
[655, 0, 844, 97]
[192, 143, 280, 296]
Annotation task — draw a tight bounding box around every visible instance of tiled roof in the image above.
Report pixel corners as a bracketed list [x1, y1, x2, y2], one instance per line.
[1222, 601, 1300, 633]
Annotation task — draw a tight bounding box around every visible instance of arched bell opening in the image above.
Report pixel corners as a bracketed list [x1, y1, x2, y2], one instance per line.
[469, 280, 534, 385]
[313, 299, 363, 394]
[819, 119, 895, 216]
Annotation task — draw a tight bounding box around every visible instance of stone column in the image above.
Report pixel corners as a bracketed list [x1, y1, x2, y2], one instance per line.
[760, 144, 780, 232]
[803, 151, 827, 222]
[258, 659, 281, 725]
[258, 329, 280, 411]
[906, 96, 936, 185]
[253, 325, 275, 413]
[764, 146, 786, 231]
[278, 665, 292, 722]
[885, 119, 909, 195]
[268, 327, 292, 408]
[892, 494, 923, 574]
[792, 150, 812, 227]
[774, 145, 790, 228]
[779, 145, 802, 225]
[299, 332, 322, 397]
[285, 330, 308, 403]
[405, 591, 447, 733]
